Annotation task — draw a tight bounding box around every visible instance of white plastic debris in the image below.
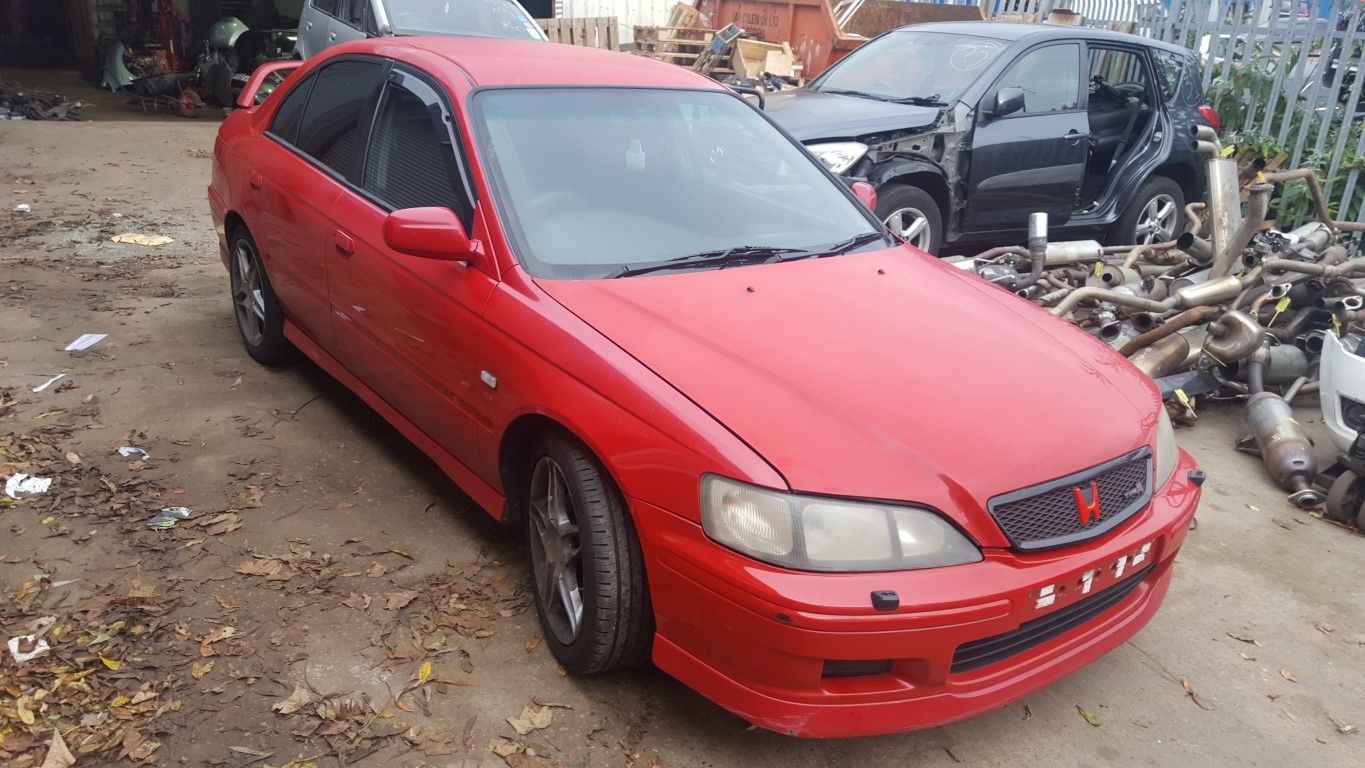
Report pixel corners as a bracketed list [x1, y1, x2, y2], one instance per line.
[14, 203, 30, 213]
[146, 507, 192, 528]
[32, 373, 65, 392]
[112, 212, 123, 218]
[110, 233, 173, 246]
[65, 333, 106, 351]
[7, 635, 50, 663]
[4, 473, 52, 497]
[118, 446, 150, 460]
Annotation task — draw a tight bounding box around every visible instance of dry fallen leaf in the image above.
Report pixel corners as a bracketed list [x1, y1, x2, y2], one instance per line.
[1181, 676, 1214, 710]
[1227, 632, 1263, 647]
[1313, 621, 1334, 635]
[1329, 716, 1357, 735]
[507, 705, 554, 735]
[192, 660, 215, 679]
[272, 683, 319, 715]
[65, 451, 81, 465]
[1076, 705, 1100, 727]
[1023, 703, 1033, 720]
[525, 636, 542, 653]
[487, 737, 522, 757]
[39, 728, 76, 768]
[418, 661, 432, 683]
[99, 655, 122, 671]
[1280, 668, 1298, 683]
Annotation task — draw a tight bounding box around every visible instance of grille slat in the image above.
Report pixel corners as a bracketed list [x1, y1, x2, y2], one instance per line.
[951, 564, 1154, 674]
[989, 448, 1153, 551]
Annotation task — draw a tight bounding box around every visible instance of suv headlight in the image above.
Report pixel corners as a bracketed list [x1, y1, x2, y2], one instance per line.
[1154, 407, 1179, 487]
[700, 475, 982, 572]
[807, 142, 869, 175]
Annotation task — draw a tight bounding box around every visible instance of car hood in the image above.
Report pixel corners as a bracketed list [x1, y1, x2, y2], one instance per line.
[765, 89, 943, 142]
[536, 248, 1161, 548]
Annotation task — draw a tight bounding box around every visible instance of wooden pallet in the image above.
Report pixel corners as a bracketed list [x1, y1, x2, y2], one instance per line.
[537, 17, 619, 50]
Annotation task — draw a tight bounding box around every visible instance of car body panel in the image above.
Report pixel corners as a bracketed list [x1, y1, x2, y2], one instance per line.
[762, 88, 941, 142]
[536, 248, 1158, 547]
[208, 35, 1202, 737]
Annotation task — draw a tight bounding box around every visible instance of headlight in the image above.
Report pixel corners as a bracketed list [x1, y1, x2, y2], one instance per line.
[806, 142, 868, 175]
[700, 475, 982, 572]
[1155, 407, 1179, 487]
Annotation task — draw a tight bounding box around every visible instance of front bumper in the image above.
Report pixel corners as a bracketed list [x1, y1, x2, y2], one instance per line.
[636, 449, 1202, 737]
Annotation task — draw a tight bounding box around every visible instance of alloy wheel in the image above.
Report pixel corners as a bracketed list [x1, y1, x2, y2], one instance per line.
[231, 239, 266, 348]
[528, 456, 585, 645]
[1134, 193, 1178, 245]
[884, 206, 933, 250]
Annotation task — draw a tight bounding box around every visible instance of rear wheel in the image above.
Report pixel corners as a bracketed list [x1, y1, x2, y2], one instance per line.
[1113, 175, 1184, 246]
[876, 183, 943, 255]
[229, 227, 293, 365]
[525, 432, 651, 673]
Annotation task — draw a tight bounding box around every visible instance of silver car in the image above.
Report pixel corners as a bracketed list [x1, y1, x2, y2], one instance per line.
[297, 0, 547, 59]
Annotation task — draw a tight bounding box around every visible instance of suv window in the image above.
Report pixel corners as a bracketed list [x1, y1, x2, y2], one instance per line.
[340, 0, 378, 34]
[311, 0, 342, 15]
[294, 59, 385, 177]
[1089, 48, 1150, 100]
[363, 77, 473, 227]
[995, 44, 1080, 114]
[1150, 49, 1183, 102]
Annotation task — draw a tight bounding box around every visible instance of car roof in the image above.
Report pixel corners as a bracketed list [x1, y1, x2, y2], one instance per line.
[894, 21, 1192, 57]
[382, 36, 724, 88]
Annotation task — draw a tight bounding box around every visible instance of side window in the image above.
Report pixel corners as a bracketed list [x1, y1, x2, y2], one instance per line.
[995, 44, 1081, 114]
[363, 77, 474, 227]
[341, 0, 375, 33]
[1088, 48, 1150, 102]
[268, 73, 314, 145]
[1150, 49, 1184, 103]
[311, 0, 342, 16]
[295, 59, 385, 178]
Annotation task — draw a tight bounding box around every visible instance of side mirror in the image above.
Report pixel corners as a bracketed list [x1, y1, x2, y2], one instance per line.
[850, 181, 877, 211]
[235, 60, 302, 109]
[382, 207, 481, 263]
[992, 87, 1026, 118]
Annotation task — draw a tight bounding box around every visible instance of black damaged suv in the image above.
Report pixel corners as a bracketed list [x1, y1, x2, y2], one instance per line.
[765, 22, 1218, 254]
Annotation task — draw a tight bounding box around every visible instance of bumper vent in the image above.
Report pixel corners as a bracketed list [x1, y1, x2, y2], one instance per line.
[988, 447, 1152, 551]
[951, 564, 1153, 674]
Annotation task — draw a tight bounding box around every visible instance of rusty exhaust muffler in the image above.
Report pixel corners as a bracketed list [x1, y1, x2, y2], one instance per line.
[1243, 391, 1324, 508]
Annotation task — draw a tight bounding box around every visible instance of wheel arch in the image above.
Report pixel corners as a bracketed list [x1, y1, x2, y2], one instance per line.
[870, 161, 952, 221]
[498, 412, 626, 527]
[223, 210, 249, 239]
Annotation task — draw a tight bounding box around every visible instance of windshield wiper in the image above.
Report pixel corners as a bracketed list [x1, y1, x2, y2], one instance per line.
[610, 245, 807, 278]
[886, 94, 947, 106]
[764, 232, 887, 264]
[816, 88, 885, 101]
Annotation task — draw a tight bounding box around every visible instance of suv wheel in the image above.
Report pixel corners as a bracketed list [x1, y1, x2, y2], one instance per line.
[1114, 176, 1184, 246]
[876, 183, 942, 255]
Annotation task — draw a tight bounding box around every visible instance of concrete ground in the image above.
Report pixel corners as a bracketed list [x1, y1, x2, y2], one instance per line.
[0, 79, 1363, 767]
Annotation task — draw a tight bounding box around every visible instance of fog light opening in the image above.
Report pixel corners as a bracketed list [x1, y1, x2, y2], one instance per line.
[821, 659, 893, 678]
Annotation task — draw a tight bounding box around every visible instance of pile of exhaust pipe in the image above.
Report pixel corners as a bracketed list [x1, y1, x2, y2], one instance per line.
[958, 124, 1365, 512]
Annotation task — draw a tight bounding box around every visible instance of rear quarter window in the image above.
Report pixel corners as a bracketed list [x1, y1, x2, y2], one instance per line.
[1151, 49, 1184, 103]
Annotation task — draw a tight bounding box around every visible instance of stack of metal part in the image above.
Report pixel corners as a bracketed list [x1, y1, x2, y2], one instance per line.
[960, 125, 1365, 524]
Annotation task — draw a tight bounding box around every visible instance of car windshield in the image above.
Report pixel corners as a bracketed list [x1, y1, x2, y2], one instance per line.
[472, 88, 888, 279]
[382, 0, 547, 40]
[811, 30, 1009, 104]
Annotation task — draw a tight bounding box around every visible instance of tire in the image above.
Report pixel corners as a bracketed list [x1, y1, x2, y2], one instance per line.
[1113, 175, 1184, 246]
[228, 227, 294, 365]
[875, 183, 943, 255]
[524, 432, 652, 674]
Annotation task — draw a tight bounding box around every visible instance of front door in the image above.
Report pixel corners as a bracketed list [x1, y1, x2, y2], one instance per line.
[328, 0, 375, 47]
[964, 42, 1089, 233]
[327, 66, 498, 466]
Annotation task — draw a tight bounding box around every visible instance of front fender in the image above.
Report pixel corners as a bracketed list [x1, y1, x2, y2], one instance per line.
[866, 158, 947, 190]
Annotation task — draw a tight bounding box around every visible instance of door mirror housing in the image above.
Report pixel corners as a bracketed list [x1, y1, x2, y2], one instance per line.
[992, 87, 1026, 118]
[383, 207, 482, 263]
[850, 181, 878, 211]
[235, 60, 302, 109]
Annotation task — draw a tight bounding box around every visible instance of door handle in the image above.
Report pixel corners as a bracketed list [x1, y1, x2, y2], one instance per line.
[305, 21, 312, 30]
[1063, 131, 1091, 144]
[328, 32, 337, 41]
[249, 170, 263, 189]
[334, 230, 355, 256]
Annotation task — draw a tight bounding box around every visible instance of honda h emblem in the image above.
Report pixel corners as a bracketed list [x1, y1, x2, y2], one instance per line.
[1073, 481, 1101, 525]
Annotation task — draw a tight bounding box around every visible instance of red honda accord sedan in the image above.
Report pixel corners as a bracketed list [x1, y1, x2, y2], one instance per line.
[209, 37, 1203, 737]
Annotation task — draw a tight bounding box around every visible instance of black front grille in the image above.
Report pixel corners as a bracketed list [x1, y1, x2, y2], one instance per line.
[988, 448, 1153, 551]
[950, 564, 1154, 674]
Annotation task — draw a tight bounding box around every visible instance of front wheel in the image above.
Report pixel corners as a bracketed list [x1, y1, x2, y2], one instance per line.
[876, 183, 943, 255]
[1113, 176, 1184, 246]
[525, 432, 652, 674]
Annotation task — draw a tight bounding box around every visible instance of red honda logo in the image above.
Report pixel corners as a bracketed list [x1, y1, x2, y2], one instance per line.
[1074, 481, 1101, 525]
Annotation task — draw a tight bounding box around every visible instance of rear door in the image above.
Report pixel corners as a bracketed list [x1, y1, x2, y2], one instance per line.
[964, 42, 1089, 232]
[327, 64, 498, 467]
[329, 0, 376, 47]
[298, 0, 340, 58]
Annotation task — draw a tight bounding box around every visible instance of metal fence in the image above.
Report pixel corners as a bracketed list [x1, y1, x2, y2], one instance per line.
[966, 0, 1365, 226]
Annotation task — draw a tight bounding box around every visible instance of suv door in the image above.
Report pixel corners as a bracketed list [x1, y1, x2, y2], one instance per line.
[964, 42, 1089, 233]
[327, 64, 497, 467]
[298, 0, 339, 58]
[329, 0, 376, 48]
